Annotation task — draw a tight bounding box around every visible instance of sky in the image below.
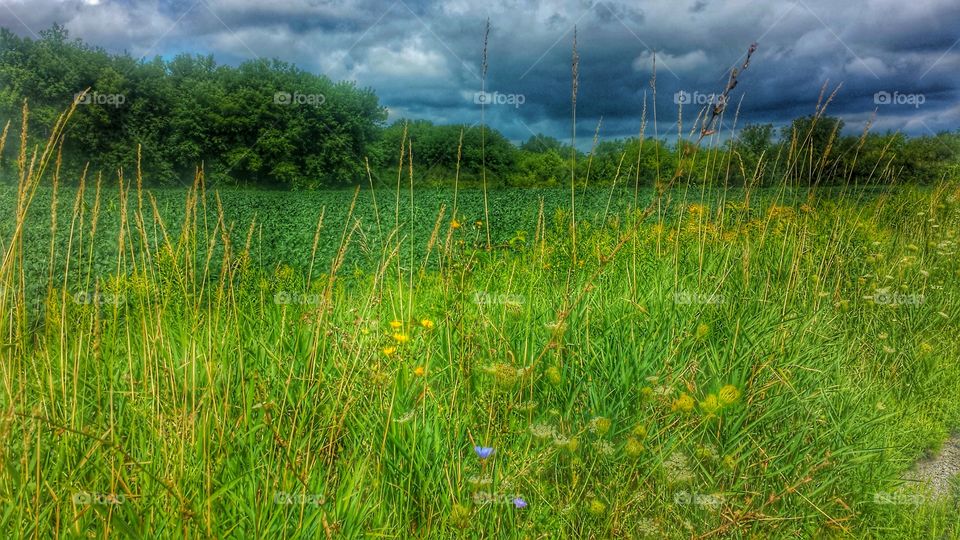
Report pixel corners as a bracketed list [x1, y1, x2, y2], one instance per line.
[1, 0, 958, 146]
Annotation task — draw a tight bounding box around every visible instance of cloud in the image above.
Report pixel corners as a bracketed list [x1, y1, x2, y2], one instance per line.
[0, 0, 957, 144]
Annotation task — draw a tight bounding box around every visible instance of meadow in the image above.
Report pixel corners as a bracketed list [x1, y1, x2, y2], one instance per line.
[1, 108, 960, 539]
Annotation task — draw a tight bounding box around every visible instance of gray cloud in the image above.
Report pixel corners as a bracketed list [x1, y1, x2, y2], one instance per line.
[1, 0, 957, 145]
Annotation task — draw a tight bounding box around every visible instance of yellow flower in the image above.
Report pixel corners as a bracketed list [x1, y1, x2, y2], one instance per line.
[545, 366, 562, 385]
[624, 437, 645, 457]
[695, 323, 710, 339]
[632, 424, 647, 439]
[588, 499, 606, 516]
[420, 319, 435, 329]
[413, 366, 426, 377]
[589, 416, 611, 436]
[672, 393, 695, 413]
[451, 219, 461, 229]
[687, 203, 707, 217]
[389, 320, 403, 330]
[699, 394, 721, 415]
[382, 346, 396, 357]
[392, 333, 410, 344]
[718, 385, 741, 406]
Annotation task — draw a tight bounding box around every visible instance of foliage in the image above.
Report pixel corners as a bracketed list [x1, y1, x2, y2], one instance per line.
[0, 25, 387, 188]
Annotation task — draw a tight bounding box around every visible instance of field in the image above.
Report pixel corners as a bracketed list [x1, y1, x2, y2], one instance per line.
[3, 163, 960, 538]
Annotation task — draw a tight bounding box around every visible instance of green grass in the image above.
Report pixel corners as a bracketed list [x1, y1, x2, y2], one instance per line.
[2, 175, 960, 538]
[1, 106, 959, 538]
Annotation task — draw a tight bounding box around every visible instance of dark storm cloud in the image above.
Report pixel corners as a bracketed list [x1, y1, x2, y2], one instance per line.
[1, 0, 957, 144]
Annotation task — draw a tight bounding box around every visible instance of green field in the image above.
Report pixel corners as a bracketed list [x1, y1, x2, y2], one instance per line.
[2, 167, 960, 537]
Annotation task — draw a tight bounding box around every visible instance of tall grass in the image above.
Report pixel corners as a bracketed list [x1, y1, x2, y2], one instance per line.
[1, 82, 959, 539]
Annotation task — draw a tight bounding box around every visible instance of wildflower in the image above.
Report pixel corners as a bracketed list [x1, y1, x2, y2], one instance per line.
[382, 346, 397, 357]
[484, 362, 524, 387]
[513, 497, 527, 509]
[474, 220, 483, 228]
[717, 385, 741, 406]
[663, 452, 694, 484]
[624, 437, 645, 457]
[632, 424, 647, 439]
[637, 518, 661, 537]
[545, 366, 562, 385]
[389, 320, 403, 330]
[588, 499, 606, 516]
[451, 503, 471, 529]
[672, 393, 695, 413]
[420, 318, 435, 329]
[920, 342, 933, 354]
[451, 219, 462, 229]
[413, 366, 426, 377]
[695, 323, 710, 339]
[699, 394, 721, 416]
[589, 416, 611, 436]
[695, 444, 719, 461]
[474, 446, 495, 460]
[595, 440, 615, 456]
[392, 333, 410, 344]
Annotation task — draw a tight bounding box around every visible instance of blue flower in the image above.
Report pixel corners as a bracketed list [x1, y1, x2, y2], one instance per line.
[474, 446, 495, 460]
[513, 497, 527, 509]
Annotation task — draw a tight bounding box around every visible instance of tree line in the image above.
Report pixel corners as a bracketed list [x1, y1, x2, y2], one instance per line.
[2, 25, 957, 189]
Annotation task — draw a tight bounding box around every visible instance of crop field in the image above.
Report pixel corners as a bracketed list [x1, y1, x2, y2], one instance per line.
[3, 151, 960, 537]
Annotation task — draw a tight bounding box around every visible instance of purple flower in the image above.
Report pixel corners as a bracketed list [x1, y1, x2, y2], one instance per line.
[513, 497, 527, 509]
[474, 446, 495, 460]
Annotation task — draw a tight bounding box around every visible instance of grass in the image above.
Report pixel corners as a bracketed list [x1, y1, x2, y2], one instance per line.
[1, 101, 960, 539]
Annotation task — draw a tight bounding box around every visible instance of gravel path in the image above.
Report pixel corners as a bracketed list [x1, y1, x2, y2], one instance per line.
[899, 434, 960, 501]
